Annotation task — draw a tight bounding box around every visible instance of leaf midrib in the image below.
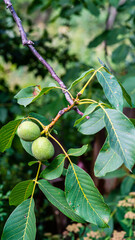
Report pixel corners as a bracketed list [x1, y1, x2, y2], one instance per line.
[96, 140, 120, 176]
[22, 198, 33, 240]
[69, 163, 107, 225]
[69, 69, 94, 89]
[23, 181, 33, 202]
[68, 146, 87, 156]
[97, 151, 116, 176]
[103, 108, 128, 166]
[44, 156, 65, 175]
[97, 71, 120, 107]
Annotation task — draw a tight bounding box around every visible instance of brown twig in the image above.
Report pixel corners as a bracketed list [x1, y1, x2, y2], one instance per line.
[47, 103, 75, 130]
[3, 0, 85, 117]
[41, 101, 87, 133]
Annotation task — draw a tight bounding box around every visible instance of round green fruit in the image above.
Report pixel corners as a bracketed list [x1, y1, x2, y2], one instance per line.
[17, 121, 40, 141]
[32, 137, 54, 161]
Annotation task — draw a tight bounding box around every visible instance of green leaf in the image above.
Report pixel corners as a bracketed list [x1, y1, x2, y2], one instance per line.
[78, 109, 105, 135]
[94, 137, 123, 177]
[96, 71, 123, 111]
[74, 103, 98, 126]
[103, 217, 114, 236]
[116, 207, 130, 235]
[122, 75, 135, 107]
[38, 179, 85, 223]
[28, 161, 39, 166]
[84, 0, 100, 16]
[9, 180, 34, 206]
[20, 139, 33, 156]
[101, 168, 127, 179]
[98, 58, 110, 73]
[14, 85, 56, 107]
[88, 28, 126, 48]
[62, 168, 67, 176]
[120, 176, 134, 195]
[53, 129, 58, 135]
[28, 0, 50, 13]
[112, 44, 130, 63]
[68, 68, 94, 90]
[106, 28, 126, 46]
[14, 85, 40, 107]
[103, 108, 135, 171]
[130, 35, 135, 46]
[117, 80, 133, 108]
[1, 198, 36, 240]
[0, 119, 22, 152]
[28, 112, 49, 125]
[88, 31, 107, 48]
[32, 86, 57, 103]
[83, 103, 98, 117]
[90, 217, 114, 236]
[109, 0, 119, 7]
[40, 154, 65, 180]
[67, 145, 88, 156]
[65, 164, 111, 227]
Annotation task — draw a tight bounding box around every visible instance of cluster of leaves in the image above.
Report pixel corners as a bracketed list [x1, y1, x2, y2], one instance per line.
[88, 1, 135, 68]
[27, 0, 135, 67]
[0, 79, 31, 236]
[28, 0, 105, 18]
[63, 182, 135, 240]
[1, 60, 135, 239]
[0, 1, 80, 79]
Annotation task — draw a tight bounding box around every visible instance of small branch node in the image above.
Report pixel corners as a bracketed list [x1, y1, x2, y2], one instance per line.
[5, 0, 12, 8]
[3, 0, 86, 119]
[77, 92, 82, 97]
[23, 39, 34, 46]
[59, 110, 64, 115]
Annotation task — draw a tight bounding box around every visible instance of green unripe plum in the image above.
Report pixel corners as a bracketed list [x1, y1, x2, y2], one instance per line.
[17, 121, 40, 141]
[32, 137, 54, 161]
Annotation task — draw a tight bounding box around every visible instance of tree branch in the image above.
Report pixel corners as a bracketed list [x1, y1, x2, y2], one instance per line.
[46, 102, 76, 131]
[3, 0, 84, 116]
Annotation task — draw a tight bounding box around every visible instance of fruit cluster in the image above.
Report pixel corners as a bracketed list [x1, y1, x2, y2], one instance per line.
[17, 121, 54, 161]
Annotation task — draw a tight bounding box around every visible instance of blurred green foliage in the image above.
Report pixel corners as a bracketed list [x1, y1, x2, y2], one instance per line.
[1, 0, 135, 239]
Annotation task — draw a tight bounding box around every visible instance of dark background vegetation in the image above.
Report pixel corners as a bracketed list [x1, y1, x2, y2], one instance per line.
[1, 0, 135, 239]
